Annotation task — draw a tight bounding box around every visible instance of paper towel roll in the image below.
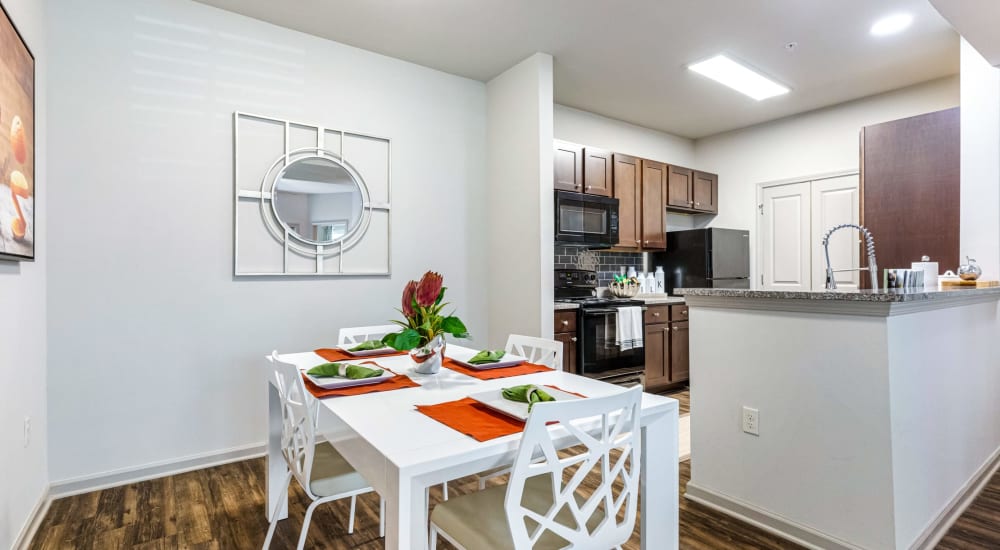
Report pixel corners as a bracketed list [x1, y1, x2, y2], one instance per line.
[912, 261, 939, 288]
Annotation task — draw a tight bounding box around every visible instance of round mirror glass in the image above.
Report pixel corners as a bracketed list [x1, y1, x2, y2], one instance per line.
[272, 156, 364, 244]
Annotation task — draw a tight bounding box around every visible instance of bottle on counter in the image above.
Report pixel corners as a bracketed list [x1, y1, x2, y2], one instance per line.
[654, 266, 665, 294]
[645, 271, 657, 295]
[638, 272, 648, 293]
[627, 266, 637, 279]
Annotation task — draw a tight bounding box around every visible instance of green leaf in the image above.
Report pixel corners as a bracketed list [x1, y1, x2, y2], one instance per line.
[385, 328, 421, 350]
[441, 316, 468, 338]
[435, 287, 447, 305]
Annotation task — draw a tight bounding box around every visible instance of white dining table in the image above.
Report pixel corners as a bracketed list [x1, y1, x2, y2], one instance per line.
[266, 345, 679, 550]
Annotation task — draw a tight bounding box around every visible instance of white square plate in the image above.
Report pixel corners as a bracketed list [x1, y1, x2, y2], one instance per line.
[334, 343, 398, 357]
[447, 348, 528, 370]
[303, 361, 394, 389]
[468, 387, 583, 421]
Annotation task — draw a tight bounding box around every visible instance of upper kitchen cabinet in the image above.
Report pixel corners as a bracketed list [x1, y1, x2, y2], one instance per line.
[668, 166, 719, 214]
[640, 159, 667, 250]
[583, 147, 613, 197]
[860, 107, 959, 288]
[554, 140, 583, 192]
[692, 171, 718, 213]
[667, 165, 694, 209]
[612, 153, 642, 250]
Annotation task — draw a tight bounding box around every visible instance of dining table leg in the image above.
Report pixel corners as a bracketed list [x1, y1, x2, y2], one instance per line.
[383, 466, 429, 550]
[266, 381, 289, 522]
[641, 407, 679, 550]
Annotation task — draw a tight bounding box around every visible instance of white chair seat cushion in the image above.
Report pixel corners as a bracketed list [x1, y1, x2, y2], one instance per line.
[431, 475, 605, 550]
[308, 443, 371, 498]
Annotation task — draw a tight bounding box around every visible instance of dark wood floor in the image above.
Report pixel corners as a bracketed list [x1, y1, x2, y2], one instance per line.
[28, 385, 998, 549]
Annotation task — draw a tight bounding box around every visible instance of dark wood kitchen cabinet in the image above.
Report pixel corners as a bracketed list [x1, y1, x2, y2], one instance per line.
[553, 310, 578, 373]
[583, 147, 613, 197]
[670, 320, 690, 382]
[644, 322, 671, 389]
[644, 304, 689, 391]
[668, 165, 718, 214]
[612, 153, 641, 250]
[667, 165, 694, 209]
[554, 140, 583, 192]
[640, 159, 667, 250]
[692, 171, 719, 213]
[860, 107, 959, 288]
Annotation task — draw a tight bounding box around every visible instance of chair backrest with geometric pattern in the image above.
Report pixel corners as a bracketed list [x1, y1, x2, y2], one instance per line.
[269, 351, 319, 499]
[504, 386, 643, 549]
[337, 324, 400, 346]
[505, 334, 563, 371]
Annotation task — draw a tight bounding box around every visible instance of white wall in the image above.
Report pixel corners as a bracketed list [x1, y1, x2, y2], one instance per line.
[486, 54, 554, 346]
[554, 104, 695, 166]
[960, 38, 1000, 280]
[693, 76, 960, 284]
[46, 0, 488, 485]
[0, 0, 47, 547]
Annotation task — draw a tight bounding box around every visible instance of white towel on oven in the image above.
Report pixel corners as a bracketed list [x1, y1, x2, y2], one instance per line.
[616, 306, 644, 351]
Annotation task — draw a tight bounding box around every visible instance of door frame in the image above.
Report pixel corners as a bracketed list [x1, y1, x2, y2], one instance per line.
[753, 169, 859, 289]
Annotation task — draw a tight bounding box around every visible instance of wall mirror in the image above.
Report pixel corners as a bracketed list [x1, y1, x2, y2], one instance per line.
[234, 112, 391, 277]
[272, 156, 366, 246]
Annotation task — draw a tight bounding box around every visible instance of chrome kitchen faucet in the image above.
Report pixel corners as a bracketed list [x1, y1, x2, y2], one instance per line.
[822, 224, 878, 291]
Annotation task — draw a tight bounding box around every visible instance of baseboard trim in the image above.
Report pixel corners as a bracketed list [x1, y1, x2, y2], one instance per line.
[13, 486, 50, 550]
[909, 445, 1000, 550]
[684, 482, 863, 550]
[49, 442, 266, 499]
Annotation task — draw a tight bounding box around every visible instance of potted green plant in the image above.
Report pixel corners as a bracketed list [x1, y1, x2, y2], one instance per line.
[382, 271, 469, 374]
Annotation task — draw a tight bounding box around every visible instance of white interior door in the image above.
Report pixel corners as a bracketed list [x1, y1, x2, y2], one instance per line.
[761, 182, 811, 291]
[810, 175, 860, 291]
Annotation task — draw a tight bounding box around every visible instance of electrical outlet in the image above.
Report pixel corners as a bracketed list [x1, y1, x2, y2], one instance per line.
[742, 406, 759, 436]
[23, 416, 31, 448]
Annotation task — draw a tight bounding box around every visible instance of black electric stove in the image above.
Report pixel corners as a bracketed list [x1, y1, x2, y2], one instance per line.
[555, 269, 646, 387]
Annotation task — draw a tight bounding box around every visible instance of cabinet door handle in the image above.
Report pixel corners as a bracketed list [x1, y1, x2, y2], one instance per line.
[681, 310, 688, 315]
[644, 240, 649, 244]
[695, 202, 701, 206]
[652, 312, 660, 317]
[673, 326, 679, 331]
[636, 240, 641, 244]
[586, 185, 592, 190]
[571, 337, 577, 342]
[561, 320, 569, 327]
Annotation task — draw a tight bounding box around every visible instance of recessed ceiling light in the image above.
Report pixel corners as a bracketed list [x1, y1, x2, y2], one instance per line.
[687, 55, 790, 101]
[870, 13, 913, 36]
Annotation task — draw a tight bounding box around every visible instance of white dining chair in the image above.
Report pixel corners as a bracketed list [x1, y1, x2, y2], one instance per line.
[504, 334, 563, 371]
[263, 351, 384, 550]
[472, 334, 565, 491]
[429, 386, 643, 550]
[337, 324, 400, 346]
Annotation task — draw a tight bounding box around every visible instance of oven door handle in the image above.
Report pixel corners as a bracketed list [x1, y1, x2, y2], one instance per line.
[582, 306, 648, 316]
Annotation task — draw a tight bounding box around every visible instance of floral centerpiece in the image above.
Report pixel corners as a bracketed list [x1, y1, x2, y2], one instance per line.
[382, 271, 469, 374]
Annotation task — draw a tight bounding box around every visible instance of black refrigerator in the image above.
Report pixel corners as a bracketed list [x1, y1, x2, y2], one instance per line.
[649, 228, 750, 295]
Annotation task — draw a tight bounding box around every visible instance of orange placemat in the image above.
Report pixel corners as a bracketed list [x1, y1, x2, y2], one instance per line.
[443, 358, 554, 380]
[415, 386, 586, 442]
[314, 347, 407, 363]
[303, 373, 419, 399]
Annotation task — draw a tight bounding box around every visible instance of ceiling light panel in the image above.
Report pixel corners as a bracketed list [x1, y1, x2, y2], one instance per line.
[688, 55, 790, 101]
[870, 13, 914, 36]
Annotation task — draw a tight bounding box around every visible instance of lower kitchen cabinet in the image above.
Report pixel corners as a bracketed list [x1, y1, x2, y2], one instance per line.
[644, 305, 689, 391]
[553, 310, 578, 373]
[644, 322, 671, 389]
[670, 320, 689, 382]
[553, 331, 577, 374]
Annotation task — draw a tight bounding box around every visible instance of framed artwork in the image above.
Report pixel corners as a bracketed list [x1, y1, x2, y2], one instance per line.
[0, 1, 34, 262]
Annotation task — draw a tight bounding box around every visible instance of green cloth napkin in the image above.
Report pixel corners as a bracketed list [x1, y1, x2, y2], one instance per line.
[502, 384, 555, 412]
[349, 339, 386, 352]
[468, 349, 506, 365]
[307, 362, 384, 379]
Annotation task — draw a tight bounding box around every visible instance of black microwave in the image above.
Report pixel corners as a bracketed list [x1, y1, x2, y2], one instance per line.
[554, 191, 619, 248]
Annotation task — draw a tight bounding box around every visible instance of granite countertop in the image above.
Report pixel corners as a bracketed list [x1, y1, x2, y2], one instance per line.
[636, 294, 686, 305]
[676, 286, 1000, 303]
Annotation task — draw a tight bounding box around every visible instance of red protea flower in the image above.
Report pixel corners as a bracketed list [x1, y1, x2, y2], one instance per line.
[415, 271, 444, 307]
[401, 280, 418, 317]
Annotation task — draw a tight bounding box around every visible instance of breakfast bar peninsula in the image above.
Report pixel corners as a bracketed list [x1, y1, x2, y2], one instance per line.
[677, 287, 1000, 550]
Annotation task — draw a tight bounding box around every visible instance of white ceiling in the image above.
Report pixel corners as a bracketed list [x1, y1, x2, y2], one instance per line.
[194, 0, 959, 139]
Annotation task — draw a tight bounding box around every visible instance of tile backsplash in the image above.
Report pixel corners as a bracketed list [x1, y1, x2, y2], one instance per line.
[554, 245, 643, 287]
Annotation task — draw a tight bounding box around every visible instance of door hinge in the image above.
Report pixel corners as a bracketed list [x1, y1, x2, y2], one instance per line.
[758, 203, 764, 215]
